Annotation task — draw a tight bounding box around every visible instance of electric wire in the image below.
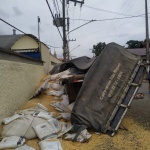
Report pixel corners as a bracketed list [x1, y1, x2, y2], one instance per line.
[56, 0, 61, 15]
[106, 0, 133, 34]
[72, 5, 75, 38]
[68, 14, 145, 34]
[75, 7, 82, 38]
[109, 0, 140, 44]
[0, 17, 61, 52]
[53, 0, 59, 15]
[0, 18, 26, 34]
[74, 7, 82, 55]
[70, 14, 146, 22]
[46, 0, 63, 40]
[83, 4, 133, 16]
[106, 0, 137, 35]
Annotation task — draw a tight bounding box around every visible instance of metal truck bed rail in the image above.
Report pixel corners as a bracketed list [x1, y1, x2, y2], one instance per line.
[106, 61, 146, 136]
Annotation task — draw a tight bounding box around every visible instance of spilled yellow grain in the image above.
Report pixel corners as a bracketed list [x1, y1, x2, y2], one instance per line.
[0, 79, 150, 150]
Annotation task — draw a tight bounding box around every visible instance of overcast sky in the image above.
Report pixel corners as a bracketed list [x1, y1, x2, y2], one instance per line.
[0, 0, 150, 58]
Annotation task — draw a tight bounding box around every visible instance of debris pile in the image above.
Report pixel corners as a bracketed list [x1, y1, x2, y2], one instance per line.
[0, 68, 91, 150]
[0, 43, 148, 149]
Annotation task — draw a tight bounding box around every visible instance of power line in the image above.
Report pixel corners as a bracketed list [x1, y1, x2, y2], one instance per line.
[46, 0, 63, 40]
[56, 0, 61, 14]
[0, 18, 26, 34]
[53, 0, 59, 15]
[75, 7, 82, 40]
[83, 4, 132, 16]
[0, 17, 62, 52]
[68, 20, 94, 34]
[68, 14, 145, 34]
[106, 0, 136, 35]
[70, 14, 146, 22]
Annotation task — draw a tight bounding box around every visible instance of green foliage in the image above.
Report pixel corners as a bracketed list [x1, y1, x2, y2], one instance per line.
[93, 42, 106, 56]
[126, 40, 143, 49]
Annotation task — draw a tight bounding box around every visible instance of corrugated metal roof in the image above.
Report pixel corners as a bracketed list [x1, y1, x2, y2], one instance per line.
[0, 34, 45, 50]
[0, 34, 24, 50]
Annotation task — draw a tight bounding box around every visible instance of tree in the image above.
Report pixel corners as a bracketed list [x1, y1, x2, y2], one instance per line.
[126, 40, 143, 49]
[93, 42, 106, 56]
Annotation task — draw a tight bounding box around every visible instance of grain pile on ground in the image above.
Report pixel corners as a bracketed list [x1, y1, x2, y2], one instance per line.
[0, 76, 150, 150]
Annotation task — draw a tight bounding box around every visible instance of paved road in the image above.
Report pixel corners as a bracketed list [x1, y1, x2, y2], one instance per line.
[127, 81, 150, 129]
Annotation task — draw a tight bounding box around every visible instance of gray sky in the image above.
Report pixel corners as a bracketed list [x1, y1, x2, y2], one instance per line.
[0, 0, 149, 58]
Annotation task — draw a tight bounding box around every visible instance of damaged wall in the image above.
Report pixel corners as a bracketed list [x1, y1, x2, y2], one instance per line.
[0, 59, 45, 122]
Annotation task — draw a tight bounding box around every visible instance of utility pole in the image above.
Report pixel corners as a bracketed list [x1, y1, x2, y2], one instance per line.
[62, 0, 68, 61]
[52, 0, 85, 61]
[38, 16, 40, 41]
[145, 0, 150, 66]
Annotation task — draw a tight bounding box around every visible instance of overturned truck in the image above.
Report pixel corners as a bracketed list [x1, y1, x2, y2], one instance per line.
[53, 43, 146, 136]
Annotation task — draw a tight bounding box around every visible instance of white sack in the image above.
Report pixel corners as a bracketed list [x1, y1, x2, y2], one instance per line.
[46, 82, 52, 89]
[0, 136, 25, 149]
[17, 103, 48, 116]
[39, 139, 63, 150]
[46, 90, 64, 97]
[50, 70, 71, 81]
[17, 107, 47, 116]
[37, 103, 48, 111]
[59, 74, 73, 80]
[63, 129, 92, 143]
[32, 78, 50, 98]
[3, 114, 24, 125]
[58, 113, 71, 121]
[51, 102, 69, 112]
[67, 102, 75, 111]
[47, 118, 61, 133]
[61, 95, 69, 106]
[33, 118, 60, 140]
[2, 115, 47, 140]
[58, 122, 72, 138]
[51, 83, 63, 91]
[15, 144, 35, 150]
[33, 111, 54, 120]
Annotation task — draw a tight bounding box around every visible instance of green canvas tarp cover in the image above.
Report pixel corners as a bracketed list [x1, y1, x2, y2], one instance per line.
[71, 43, 141, 133]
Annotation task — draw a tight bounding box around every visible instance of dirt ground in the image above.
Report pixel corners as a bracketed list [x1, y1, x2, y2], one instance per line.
[0, 81, 150, 150]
